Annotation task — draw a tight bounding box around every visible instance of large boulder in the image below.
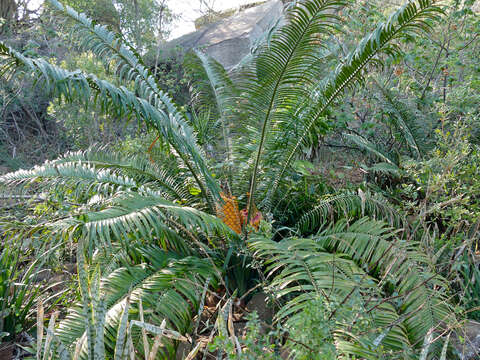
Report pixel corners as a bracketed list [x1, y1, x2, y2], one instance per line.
[159, 0, 284, 70]
[453, 320, 480, 359]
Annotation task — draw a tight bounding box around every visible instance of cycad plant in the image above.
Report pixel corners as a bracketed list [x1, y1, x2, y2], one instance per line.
[344, 81, 435, 178]
[0, 0, 455, 358]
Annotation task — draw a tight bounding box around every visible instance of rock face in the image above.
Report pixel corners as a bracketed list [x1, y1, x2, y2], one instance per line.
[453, 320, 480, 359]
[160, 1, 284, 70]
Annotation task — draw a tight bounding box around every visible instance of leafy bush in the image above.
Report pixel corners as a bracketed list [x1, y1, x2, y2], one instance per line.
[400, 116, 480, 235]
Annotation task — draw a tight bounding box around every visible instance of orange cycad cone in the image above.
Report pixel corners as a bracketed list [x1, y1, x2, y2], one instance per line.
[216, 192, 263, 234]
[216, 192, 243, 234]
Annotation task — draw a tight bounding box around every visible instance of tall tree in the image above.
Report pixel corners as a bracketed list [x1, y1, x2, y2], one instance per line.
[59, 0, 121, 31]
[0, 0, 18, 33]
[59, 0, 175, 50]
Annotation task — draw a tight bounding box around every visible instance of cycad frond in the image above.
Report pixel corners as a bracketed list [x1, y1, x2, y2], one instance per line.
[233, 0, 347, 217]
[56, 249, 216, 359]
[46, 0, 175, 114]
[249, 218, 453, 358]
[0, 42, 220, 208]
[345, 133, 400, 166]
[54, 148, 191, 202]
[0, 152, 198, 210]
[315, 219, 452, 355]
[184, 50, 236, 121]
[0, 160, 138, 198]
[296, 191, 404, 233]
[361, 162, 404, 177]
[44, 0, 222, 206]
[266, 0, 442, 208]
[184, 51, 236, 180]
[54, 192, 236, 254]
[375, 82, 432, 158]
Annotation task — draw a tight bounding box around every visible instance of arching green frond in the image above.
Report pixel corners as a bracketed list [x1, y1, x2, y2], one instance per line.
[249, 218, 453, 358]
[0, 43, 220, 208]
[361, 162, 403, 177]
[0, 160, 139, 199]
[184, 50, 238, 182]
[0, 46, 152, 135]
[314, 219, 452, 354]
[250, 232, 409, 358]
[266, 0, 443, 208]
[345, 133, 400, 165]
[52, 148, 192, 202]
[184, 50, 236, 121]
[44, 0, 223, 207]
[84, 192, 229, 237]
[231, 0, 347, 218]
[374, 81, 432, 159]
[56, 250, 216, 359]
[0, 153, 197, 213]
[46, 0, 177, 115]
[296, 191, 404, 233]
[52, 192, 236, 254]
